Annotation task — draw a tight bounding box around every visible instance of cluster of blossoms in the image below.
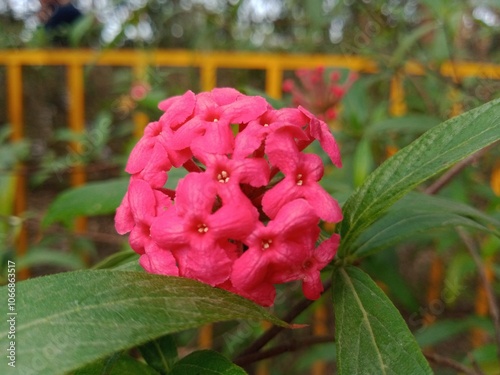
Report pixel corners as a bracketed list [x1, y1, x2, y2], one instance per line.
[115, 88, 343, 306]
[283, 67, 357, 122]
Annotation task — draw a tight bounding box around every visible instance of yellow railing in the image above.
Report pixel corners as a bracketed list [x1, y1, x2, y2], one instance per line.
[2, 49, 500, 369]
[1, 49, 377, 257]
[3, 50, 500, 242]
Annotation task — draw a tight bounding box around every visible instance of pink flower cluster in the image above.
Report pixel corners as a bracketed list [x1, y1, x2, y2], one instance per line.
[115, 88, 342, 306]
[283, 67, 357, 121]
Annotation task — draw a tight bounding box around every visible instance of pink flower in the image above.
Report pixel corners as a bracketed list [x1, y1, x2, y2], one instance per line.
[132, 141, 172, 188]
[130, 81, 151, 101]
[115, 179, 172, 254]
[233, 107, 308, 159]
[139, 242, 179, 277]
[116, 87, 343, 306]
[197, 152, 270, 202]
[231, 199, 320, 306]
[170, 88, 268, 156]
[125, 121, 166, 175]
[282, 67, 356, 126]
[262, 146, 342, 223]
[158, 90, 197, 128]
[299, 106, 342, 168]
[282, 79, 294, 93]
[150, 173, 258, 285]
[281, 234, 340, 300]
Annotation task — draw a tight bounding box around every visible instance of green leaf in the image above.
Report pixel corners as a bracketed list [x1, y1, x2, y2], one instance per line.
[0, 270, 286, 375]
[353, 192, 500, 257]
[69, 15, 96, 47]
[170, 350, 247, 375]
[305, 0, 328, 29]
[164, 167, 188, 191]
[362, 249, 419, 311]
[92, 249, 138, 270]
[443, 253, 476, 304]
[295, 343, 336, 373]
[341, 78, 371, 130]
[414, 317, 491, 348]
[0, 173, 15, 218]
[113, 257, 144, 272]
[390, 22, 438, 66]
[42, 178, 129, 227]
[333, 266, 432, 375]
[138, 334, 178, 375]
[353, 137, 374, 187]
[73, 352, 160, 375]
[338, 98, 500, 259]
[365, 115, 441, 139]
[17, 247, 86, 271]
[465, 344, 500, 373]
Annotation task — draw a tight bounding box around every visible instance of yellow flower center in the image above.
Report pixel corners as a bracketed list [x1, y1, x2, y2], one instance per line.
[262, 239, 273, 250]
[296, 173, 304, 186]
[197, 223, 209, 233]
[217, 170, 230, 183]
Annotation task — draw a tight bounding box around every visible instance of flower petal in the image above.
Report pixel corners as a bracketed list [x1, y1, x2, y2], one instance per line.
[261, 177, 302, 219]
[233, 121, 268, 158]
[209, 201, 258, 240]
[125, 135, 155, 174]
[304, 184, 343, 222]
[138, 142, 172, 188]
[114, 192, 134, 234]
[231, 247, 269, 290]
[129, 222, 151, 254]
[315, 234, 340, 266]
[170, 117, 206, 150]
[265, 130, 300, 172]
[176, 242, 232, 286]
[158, 90, 196, 128]
[233, 157, 270, 187]
[211, 87, 242, 105]
[222, 95, 268, 124]
[301, 272, 323, 300]
[139, 243, 179, 276]
[128, 179, 156, 223]
[299, 106, 342, 168]
[191, 119, 234, 155]
[150, 209, 187, 248]
[269, 198, 319, 235]
[175, 173, 216, 217]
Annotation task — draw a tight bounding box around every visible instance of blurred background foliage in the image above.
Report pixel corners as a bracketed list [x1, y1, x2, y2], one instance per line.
[0, 0, 500, 374]
[0, 0, 498, 57]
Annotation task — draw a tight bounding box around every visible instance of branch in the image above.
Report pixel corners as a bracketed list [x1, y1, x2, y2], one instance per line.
[468, 353, 487, 375]
[425, 352, 482, 375]
[234, 335, 334, 367]
[457, 228, 500, 363]
[234, 278, 332, 361]
[424, 147, 488, 195]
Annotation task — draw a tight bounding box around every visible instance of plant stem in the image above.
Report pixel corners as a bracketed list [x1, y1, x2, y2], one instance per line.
[234, 279, 332, 361]
[424, 147, 487, 195]
[234, 335, 334, 367]
[457, 228, 500, 363]
[425, 352, 482, 375]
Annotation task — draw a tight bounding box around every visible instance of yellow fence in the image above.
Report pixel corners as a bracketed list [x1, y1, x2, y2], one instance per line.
[2, 49, 500, 372]
[3, 49, 500, 256]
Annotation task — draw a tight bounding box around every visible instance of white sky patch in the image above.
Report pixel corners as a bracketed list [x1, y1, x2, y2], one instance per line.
[5, 0, 38, 19]
[238, 0, 282, 23]
[473, 5, 500, 26]
[329, 17, 344, 43]
[2, 0, 499, 46]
